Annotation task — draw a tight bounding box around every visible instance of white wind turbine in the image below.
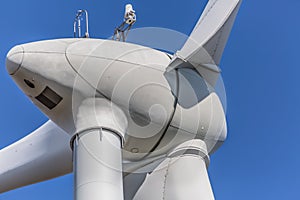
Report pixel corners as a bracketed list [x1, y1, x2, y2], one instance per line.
[1, 0, 241, 199]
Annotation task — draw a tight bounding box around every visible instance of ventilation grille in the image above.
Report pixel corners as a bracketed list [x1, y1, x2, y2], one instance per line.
[36, 87, 62, 110]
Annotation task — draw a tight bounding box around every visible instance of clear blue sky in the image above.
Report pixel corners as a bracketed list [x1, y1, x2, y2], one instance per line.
[1, 0, 299, 199]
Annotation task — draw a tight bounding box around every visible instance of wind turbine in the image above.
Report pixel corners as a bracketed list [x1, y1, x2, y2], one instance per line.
[0, 0, 242, 199]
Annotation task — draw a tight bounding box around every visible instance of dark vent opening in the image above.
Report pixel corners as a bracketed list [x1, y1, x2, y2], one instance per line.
[24, 79, 35, 88]
[36, 87, 62, 110]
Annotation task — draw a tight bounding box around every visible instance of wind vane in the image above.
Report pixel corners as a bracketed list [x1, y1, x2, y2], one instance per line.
[113, 4, 137, 42]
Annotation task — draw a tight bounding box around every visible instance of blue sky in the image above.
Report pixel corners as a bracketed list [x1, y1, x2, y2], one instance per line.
[1, 0, 300, 199]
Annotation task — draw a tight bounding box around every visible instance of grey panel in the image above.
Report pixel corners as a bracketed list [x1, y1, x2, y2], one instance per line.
[36, 87, 62, 110]
[177, 68, 210, 108]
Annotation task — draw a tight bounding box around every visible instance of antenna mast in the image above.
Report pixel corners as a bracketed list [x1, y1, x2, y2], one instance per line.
[113, 4, 136, 42]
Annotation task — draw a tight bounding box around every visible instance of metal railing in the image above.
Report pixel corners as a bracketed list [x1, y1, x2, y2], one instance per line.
[74, 10, 89, 38]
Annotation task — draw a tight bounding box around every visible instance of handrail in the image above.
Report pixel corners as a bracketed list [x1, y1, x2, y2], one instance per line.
[74, 9, 89, 38]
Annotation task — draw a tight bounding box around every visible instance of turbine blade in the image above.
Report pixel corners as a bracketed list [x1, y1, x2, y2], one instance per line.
[168, 0, 242, 86]
[0, 121, 72, 193]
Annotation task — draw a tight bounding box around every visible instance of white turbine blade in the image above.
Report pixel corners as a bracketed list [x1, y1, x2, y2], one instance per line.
[133, 140, 214, 200]
[0, 120, 72, 193]
[169, 0, 242, 86]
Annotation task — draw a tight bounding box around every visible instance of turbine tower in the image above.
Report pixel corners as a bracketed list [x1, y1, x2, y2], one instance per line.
[1, 0, 242, 199]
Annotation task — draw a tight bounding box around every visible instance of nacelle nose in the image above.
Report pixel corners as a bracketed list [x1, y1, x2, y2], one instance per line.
[6, 45, 24, 75]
